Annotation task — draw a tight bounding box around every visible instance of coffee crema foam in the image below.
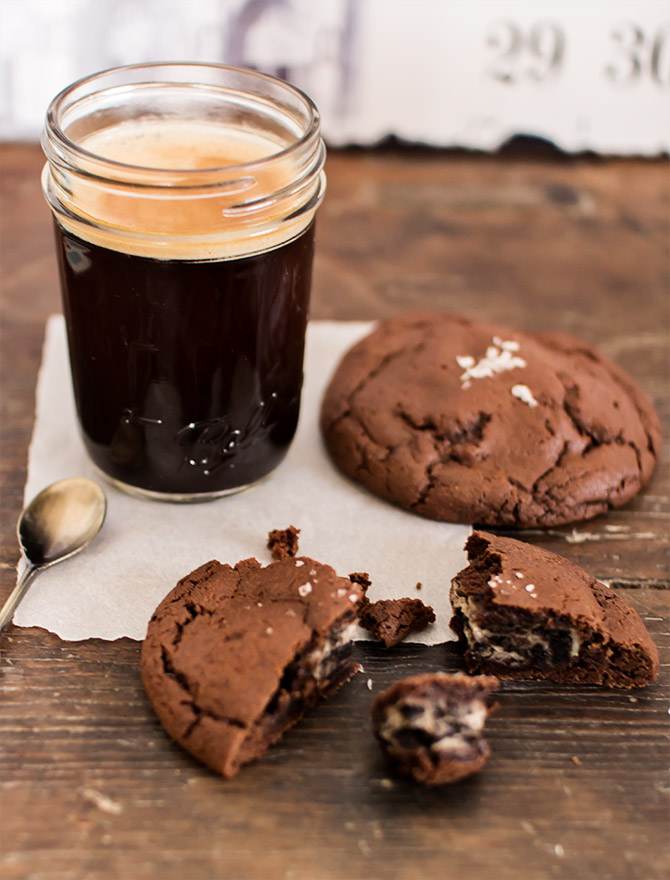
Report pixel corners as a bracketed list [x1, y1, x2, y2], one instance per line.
[49, 119, 318, 260]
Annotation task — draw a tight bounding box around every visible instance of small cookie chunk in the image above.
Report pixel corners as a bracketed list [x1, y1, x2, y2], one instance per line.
[349, 572, 371, 592]
[320, 312, 660, 527]
[372, 672, 498, 785]
[141, 556, 365, 778]
[450, 532, 659, 688]
[359, 597, 435, 647]
[267, 525, 300, 560]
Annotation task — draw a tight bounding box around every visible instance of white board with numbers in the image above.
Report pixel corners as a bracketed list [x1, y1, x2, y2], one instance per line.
[323, 0, 669, 153]
[0, 0, 667, 154]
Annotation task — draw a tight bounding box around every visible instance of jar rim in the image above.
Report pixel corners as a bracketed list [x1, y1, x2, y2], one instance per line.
[41, 62, 326, 260]
[43, 62, 322, 181]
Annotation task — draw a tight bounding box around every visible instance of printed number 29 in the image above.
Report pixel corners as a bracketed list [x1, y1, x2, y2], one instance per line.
[487, 21, 565, 83]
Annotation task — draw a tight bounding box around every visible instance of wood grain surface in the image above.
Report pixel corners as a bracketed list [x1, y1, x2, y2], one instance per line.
[1, 144, 668, 880]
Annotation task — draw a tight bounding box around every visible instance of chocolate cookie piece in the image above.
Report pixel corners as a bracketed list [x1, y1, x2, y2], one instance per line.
[320, 312, 660, 527]
[141, 556, 365, 778]
[359, 597, 435, 647]
[349, 572, 371, 592]
[450, 532, 659, 688]
[267, 525, 300, 560]
[372, 672, 498, 785]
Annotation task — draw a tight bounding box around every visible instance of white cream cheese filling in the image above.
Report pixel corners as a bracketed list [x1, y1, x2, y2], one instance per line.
[452, 593, 581, 666]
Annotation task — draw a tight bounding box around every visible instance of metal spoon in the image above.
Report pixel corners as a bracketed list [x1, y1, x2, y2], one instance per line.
[0, 478, 107, 632]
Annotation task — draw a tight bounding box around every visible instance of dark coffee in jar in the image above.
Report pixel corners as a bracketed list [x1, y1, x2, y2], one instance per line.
[55, 221, 314, 496]
[42, 93, 325, 499]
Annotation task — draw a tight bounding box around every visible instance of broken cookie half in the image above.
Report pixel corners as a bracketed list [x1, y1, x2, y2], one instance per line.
[372, 672, 498, 785]
[141, 556, 365, 778]
[450, 532, 659, 688]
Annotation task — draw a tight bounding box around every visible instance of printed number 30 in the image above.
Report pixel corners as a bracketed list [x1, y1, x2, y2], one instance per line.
[487, 20, 565, 83]
[606, 22, 670, 85]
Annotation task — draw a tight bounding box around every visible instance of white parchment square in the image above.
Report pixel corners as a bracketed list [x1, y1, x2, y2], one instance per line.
[13, 316, 470, 642]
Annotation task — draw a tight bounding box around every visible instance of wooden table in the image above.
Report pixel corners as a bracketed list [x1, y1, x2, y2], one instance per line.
[1, 144, 668, 880]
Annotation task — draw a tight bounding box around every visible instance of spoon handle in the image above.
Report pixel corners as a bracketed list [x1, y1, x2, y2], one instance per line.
[0, 563, 39, 633]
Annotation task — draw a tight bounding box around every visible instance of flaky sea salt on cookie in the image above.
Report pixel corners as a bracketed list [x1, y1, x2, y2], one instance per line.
[320, 312, 660, 527]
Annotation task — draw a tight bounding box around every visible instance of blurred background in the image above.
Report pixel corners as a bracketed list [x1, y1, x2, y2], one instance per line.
[1, 0, 668, 153]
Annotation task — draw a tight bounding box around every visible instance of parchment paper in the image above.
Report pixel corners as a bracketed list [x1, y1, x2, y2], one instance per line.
[13, 316, 470, 642]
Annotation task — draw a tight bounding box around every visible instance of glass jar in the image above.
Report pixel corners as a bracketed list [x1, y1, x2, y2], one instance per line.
[41, 63, 326, 501]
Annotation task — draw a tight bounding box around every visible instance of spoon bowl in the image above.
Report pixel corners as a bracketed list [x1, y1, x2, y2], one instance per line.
[18, 478, 107, 566]
[0, 477, 107, 632]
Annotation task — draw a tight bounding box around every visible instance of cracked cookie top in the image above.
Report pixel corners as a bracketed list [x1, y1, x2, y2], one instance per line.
[140, 556, 364, 777]
[320, 312, 660, 527]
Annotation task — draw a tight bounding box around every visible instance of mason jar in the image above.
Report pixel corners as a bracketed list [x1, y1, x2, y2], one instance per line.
[41, 63, 326, 501]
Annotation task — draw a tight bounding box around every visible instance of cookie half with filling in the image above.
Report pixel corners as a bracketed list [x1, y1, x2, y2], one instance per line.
[141, 556, 365, 777]
[450, 532, 659, 688]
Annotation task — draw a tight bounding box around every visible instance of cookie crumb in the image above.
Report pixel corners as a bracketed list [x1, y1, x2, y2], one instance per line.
[267, 525, 300, 560]
[415, 582, 422, 591]
[367, 678, 373, 691]
[554, 844, 565, 858]
[571, 755, 582, 766]
[80, 788, 123, 816]
[349, 572, 371, 592]
[359, 597, 435, 647]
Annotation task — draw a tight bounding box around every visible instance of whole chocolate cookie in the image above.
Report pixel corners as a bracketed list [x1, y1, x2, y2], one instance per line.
[320, 312, 660, 527]
[450, 532, 659, 688]
[141, 556, 365, 778]
[372, 672, 499, 785]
